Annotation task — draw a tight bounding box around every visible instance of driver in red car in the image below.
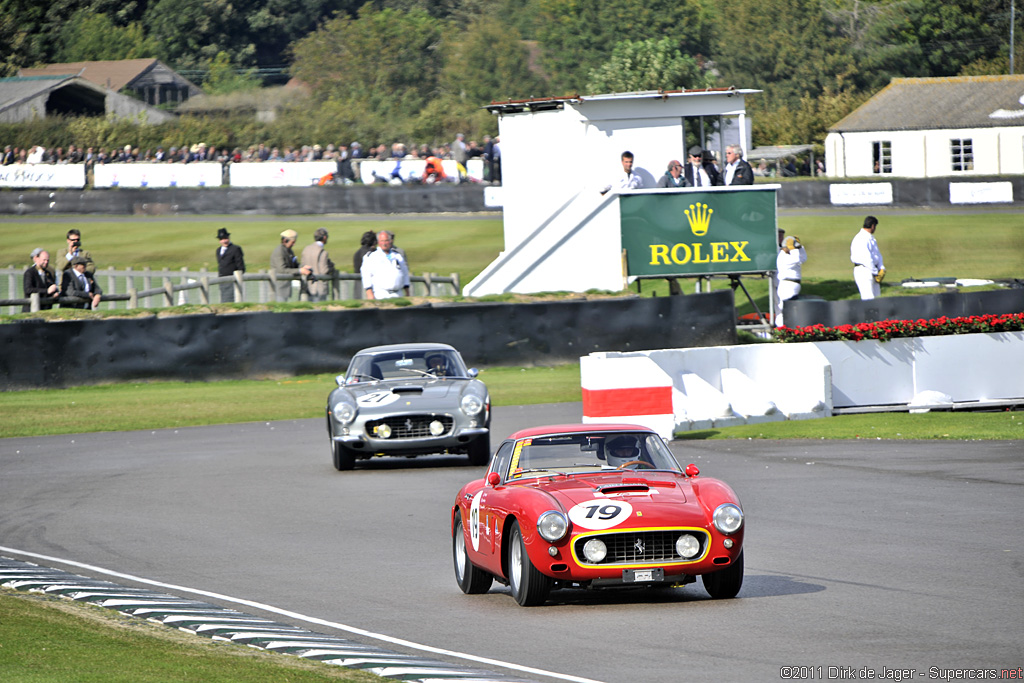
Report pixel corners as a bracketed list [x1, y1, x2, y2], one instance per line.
[606, 435, 645, 467]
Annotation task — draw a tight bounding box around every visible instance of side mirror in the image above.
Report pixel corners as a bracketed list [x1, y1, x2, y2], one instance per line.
[486, 471, 500, 486]
[467, 368, 479, 378]
[335, 374, 346, 387]
[685, 464, 700, 477]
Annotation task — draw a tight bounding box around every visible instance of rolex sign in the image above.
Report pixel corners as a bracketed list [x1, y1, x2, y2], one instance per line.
[620, 188, 778, 277]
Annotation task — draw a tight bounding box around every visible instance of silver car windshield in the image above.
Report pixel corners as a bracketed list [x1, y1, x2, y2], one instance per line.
[346, 350, 467, 382]
[506, 432, 681, 480]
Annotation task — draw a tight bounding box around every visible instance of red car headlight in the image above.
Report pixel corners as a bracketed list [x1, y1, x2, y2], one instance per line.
[713, 503, 744, 535]
[537, 511, 568, 542]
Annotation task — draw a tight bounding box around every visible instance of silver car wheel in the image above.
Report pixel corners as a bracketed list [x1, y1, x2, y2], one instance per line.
[455, 527, 468, 581]
[509, 530, 523, 593]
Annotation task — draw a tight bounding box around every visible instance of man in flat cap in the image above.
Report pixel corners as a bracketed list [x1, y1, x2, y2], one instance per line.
[216, 227, 245, 303]
[270, 229, 312, 302]
[684, 145, 721, 188]
[300, 227, 336, 302]
[60, 255, 102, 309]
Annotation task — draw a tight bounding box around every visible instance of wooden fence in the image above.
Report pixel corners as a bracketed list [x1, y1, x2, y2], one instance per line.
[0, 267, 460, 314]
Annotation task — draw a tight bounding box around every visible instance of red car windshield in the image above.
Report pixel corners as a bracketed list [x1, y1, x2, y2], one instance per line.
[504, 432, 681, 480]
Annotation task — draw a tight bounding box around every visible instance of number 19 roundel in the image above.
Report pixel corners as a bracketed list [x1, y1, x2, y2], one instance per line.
[567, 500, 633, 530]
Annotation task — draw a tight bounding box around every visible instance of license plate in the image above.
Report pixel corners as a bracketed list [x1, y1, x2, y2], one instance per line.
[623, 568, 663, 583]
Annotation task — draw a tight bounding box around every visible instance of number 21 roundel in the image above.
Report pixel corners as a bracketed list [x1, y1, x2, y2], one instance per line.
[567, 500, 633, 530]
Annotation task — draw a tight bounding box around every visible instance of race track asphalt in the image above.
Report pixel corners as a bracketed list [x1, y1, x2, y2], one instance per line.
[1, 403, 1021, 683]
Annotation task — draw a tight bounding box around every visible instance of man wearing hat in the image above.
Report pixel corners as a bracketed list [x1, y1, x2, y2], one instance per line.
[216, 228, 245, 303]
[684, 145, 721, 187]
[270, 229, 312, 302]
[300, 228, 336, 302]
[60, 255, 102, 309]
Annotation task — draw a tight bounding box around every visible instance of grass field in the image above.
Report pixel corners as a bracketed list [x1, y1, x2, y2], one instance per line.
[0, 214, 506, 294]
[0, 590, 381, 682]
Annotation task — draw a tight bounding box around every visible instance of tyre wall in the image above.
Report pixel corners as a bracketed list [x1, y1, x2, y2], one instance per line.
[0, 185, 488, 215]
[0, 291, 736, 390]
[5, 176, 1024, 215]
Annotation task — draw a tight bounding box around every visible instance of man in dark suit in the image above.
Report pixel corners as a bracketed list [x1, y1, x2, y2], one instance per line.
[723, 144, 755, 186]
[215, 227, 245, 303]
[683, 145, 721, 188]
[23, 248, 59, 312]
[60, 255, 102, 309]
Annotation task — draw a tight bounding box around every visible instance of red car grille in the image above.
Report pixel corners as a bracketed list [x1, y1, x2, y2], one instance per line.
[574, 529, 709, 565]
[367, 415, 454, 439]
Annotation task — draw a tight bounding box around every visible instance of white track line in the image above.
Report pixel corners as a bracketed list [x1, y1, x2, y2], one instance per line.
[0, 546, 605, 683]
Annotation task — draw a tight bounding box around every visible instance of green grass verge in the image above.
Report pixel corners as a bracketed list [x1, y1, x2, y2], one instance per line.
[1, 363, 1021, 440]
[0, 590, 382, 682]
[677, 410, 1024, 440]
[0, 365, 584, 438]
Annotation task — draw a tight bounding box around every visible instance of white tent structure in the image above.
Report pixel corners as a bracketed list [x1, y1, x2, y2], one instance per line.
[464, 88, 760, 297]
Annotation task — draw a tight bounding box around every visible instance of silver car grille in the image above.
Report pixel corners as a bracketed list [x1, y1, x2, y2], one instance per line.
[367, 414, 454, 439]
[574, 529, 708, 565]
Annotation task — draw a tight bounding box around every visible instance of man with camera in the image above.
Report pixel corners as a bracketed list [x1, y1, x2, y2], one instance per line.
[55, 229, 95, 280]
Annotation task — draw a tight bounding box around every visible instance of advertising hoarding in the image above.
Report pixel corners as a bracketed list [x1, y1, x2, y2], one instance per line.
[620, 187, 778, 277]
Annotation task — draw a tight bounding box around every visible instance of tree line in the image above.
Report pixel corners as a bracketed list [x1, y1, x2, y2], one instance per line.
[0, 0, 1017, 152]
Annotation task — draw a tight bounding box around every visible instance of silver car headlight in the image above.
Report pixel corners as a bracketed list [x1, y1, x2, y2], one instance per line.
[460, 393, 484, 415]
[332, 399, 356, 425]
[675, 534, 701, 559]
[536, 511, 568, 542]
[582, 538, 607, 563]
[713, 503, 744, 535]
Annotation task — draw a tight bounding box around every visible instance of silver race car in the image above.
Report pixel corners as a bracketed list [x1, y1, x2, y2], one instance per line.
[326, 343, 491, 470]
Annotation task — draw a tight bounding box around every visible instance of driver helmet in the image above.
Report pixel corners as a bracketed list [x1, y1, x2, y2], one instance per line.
[426, 353, 449, 376]
[606, 435, 640, 461]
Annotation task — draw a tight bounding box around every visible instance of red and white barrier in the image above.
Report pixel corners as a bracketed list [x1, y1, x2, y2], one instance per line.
[581, 354, 675, 439]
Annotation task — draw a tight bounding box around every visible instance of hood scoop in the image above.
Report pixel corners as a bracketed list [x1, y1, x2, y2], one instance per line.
[598, 483, 651, 495]
[391, 386, 424, 395]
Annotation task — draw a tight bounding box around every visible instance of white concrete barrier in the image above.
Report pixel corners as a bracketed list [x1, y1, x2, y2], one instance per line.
[580, 331, 1022, 435]
[811, 331, 1024, 408]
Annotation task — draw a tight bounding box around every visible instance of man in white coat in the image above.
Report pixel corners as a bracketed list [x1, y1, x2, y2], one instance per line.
[850, 216, 885, 300]
[361, 230, 410, 299]
[775, 235, 807, 327]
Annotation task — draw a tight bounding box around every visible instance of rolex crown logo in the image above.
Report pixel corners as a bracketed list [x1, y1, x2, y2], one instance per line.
[685, 202, 713, 236]
[688, 201, 712, 236]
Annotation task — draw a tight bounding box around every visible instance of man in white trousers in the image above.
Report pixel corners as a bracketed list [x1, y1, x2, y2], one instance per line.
[850, 215, 885, 300]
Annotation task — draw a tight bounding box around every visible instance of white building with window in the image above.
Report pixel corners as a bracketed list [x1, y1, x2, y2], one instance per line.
[825, 75, 1024, 178]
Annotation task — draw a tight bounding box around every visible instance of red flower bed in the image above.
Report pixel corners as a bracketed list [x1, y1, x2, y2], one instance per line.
[773, 312, 1024, 343]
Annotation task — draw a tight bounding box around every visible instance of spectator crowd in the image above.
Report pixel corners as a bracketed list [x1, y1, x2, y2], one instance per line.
[20, 225, 427, 311]
[1, 134, 504, 185]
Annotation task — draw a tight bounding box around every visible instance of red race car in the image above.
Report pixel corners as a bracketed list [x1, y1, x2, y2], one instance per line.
[451, 424, 745, 606]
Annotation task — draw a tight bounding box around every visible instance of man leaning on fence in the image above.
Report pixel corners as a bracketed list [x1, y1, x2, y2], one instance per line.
[60, 255, 102, 310]
[215, 228, 245, 303]
[301, 227, 336, 302]
[270, 229, 312, 302]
